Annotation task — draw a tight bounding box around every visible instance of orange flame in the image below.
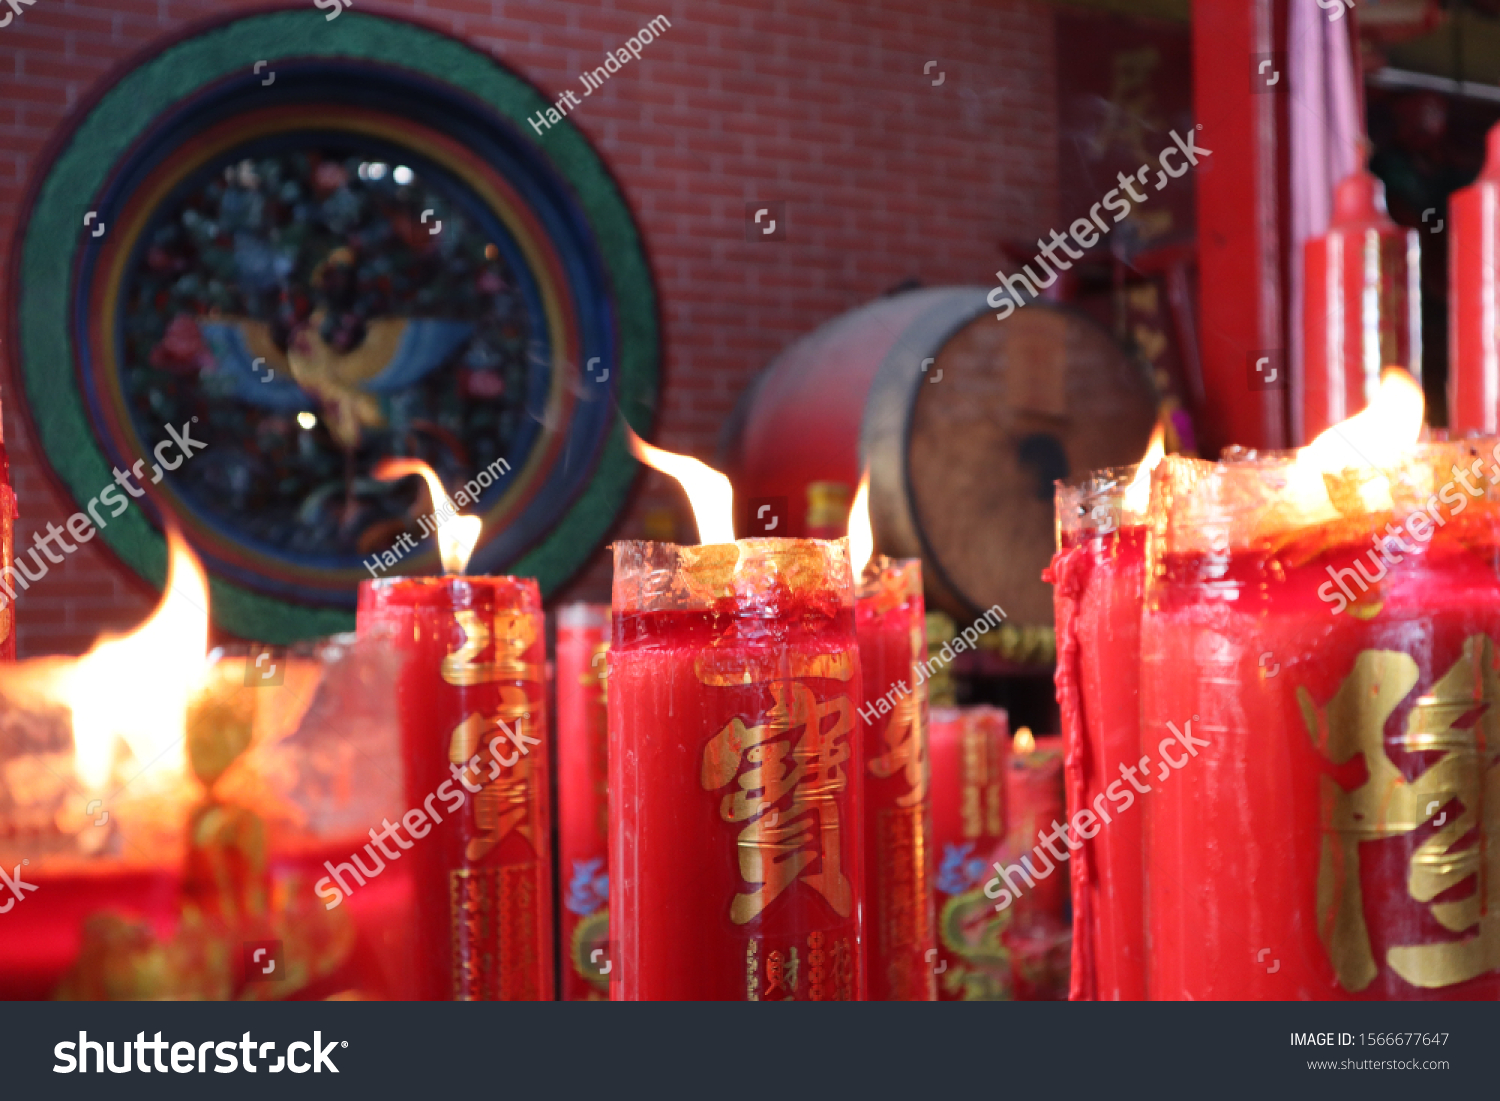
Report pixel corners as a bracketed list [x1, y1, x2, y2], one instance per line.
[847, 469, 874, 575]
[1014, 726, 1036, 755]
[0, 530, 210, 792]
[374, 458, 483, 574]
[1289, 368, 1425, 512]
[1122, 423, 1166, 514]
[623, 423, 735, 544]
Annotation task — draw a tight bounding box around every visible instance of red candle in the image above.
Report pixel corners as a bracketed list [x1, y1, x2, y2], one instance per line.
[1449, 122, 1500, 434]
[356, 575, 552, 1000]
[1143, 379, 1500, 999]
[855, 556, 937, 1000]
[928, 704, 1009, 999]
[1300, 170, 1421, 442]
[1049, 462, 1151, 1000]
[608, 537, 866, 1000]
[555, 602, 611, 1000]
[1003, 732, 1066, 928]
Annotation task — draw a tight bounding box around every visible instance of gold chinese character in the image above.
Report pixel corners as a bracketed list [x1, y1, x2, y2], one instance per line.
[702, 681, 854, 924]
[1301, 635, 1500, 991]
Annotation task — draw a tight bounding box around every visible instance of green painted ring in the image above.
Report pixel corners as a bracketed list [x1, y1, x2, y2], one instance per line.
[10, 8, 657, 642]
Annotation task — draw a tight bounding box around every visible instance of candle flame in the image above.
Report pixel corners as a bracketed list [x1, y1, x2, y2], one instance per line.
[1014, 726, 1035, 755]
[374, 458, 483, 574]
[624, 423, 735, 545]
[0, 529, 211, 791]
[1122, 423, 1166, 515]
[847, 469, 873, 575]
[1299, 368, 1424, 473]
[1290, 368, 1425, 512]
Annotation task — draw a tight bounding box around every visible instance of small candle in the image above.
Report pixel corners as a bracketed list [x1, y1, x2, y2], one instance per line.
[555, 602, 611, 1000]
[1004, 730, 1066, 929]
[928, 704, 1009, 999]
[1048, 430, 1161, 1000]
[355, 460, 551, 1001]
[1143, 371, 1500, 999]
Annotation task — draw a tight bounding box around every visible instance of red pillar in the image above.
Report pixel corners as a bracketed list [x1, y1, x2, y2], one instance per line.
[1192, 0, 1290, 454]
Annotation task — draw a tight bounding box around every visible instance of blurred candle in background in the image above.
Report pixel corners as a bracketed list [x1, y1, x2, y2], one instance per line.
[928, 704, 1009, 999]
[555, 603, 612, 1000]
[1449, 123, 1500, 434]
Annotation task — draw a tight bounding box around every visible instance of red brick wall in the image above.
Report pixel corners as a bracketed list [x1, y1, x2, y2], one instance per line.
[0, 0, 1058, 657]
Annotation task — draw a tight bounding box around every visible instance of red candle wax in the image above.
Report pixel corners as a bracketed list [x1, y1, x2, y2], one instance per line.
[1049, 467, 1148, 1000]
[555, 603, 611, 1000]
[855, 556, 937, 1000]
[608, 537, 866, 1001]
[356, 576, 553, 1001]
[1143, 448, 1500, 999]
[928, 704, 1009, 999]
[1449, 123, 1500, 434]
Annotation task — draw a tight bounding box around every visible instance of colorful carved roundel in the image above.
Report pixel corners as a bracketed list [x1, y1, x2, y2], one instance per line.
[11, 10, 658, 641]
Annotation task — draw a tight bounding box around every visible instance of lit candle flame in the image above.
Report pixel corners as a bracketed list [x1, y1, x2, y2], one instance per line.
[623, 422, 735, 545]
[1289, 367, 1425, 513]
[1014, 726, 1035, 755]
[0, 529, 211, 791]
[1299, 367, 1424, 472]
[847, 469, 874, 576]
[374, 458, 483, 574]
[1122, 423, 1166, 515]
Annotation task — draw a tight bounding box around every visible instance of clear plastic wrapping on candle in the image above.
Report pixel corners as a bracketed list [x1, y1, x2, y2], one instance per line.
[609, 538, 865, 1001]
[1143, 442, 1500, 999]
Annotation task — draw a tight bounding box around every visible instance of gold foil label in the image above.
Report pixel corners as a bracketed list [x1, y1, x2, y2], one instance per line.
[701, 680, 855, 923]
[1302, 635, 1500, 991]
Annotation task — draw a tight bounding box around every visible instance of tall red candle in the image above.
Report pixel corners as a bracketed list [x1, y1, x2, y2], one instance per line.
[1049, 466, 1149, 1000]
[1449, 122, 1500, 434]
[608, 537, 865, 1001]
[1301, 170, 1421, 442]
[855, 556, 936, 1000]
[1143, 432, 1500, 999]
[928, 704, 1009, 999]
[555, 603, 611, 1000]
[356, 576, 552, 1000]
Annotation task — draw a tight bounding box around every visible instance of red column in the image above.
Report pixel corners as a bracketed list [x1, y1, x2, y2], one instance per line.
[1192, 0, 1291, 454]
